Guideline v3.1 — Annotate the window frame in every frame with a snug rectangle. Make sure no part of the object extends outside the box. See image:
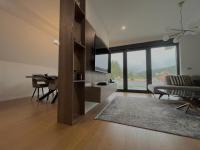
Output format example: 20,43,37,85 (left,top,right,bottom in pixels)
110,39,180,93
